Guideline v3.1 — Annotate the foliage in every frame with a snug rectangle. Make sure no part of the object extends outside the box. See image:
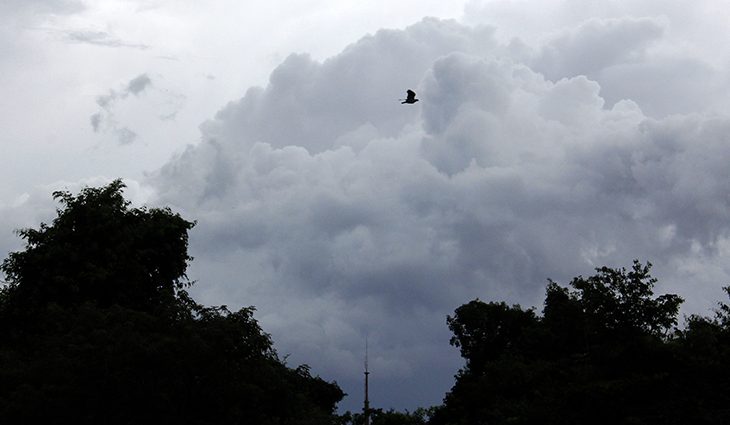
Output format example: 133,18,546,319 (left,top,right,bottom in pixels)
1,180,194,312
448,301,539,371
341,407,435,425
432,261,730,425
567,261,683,337
0,180,343,424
